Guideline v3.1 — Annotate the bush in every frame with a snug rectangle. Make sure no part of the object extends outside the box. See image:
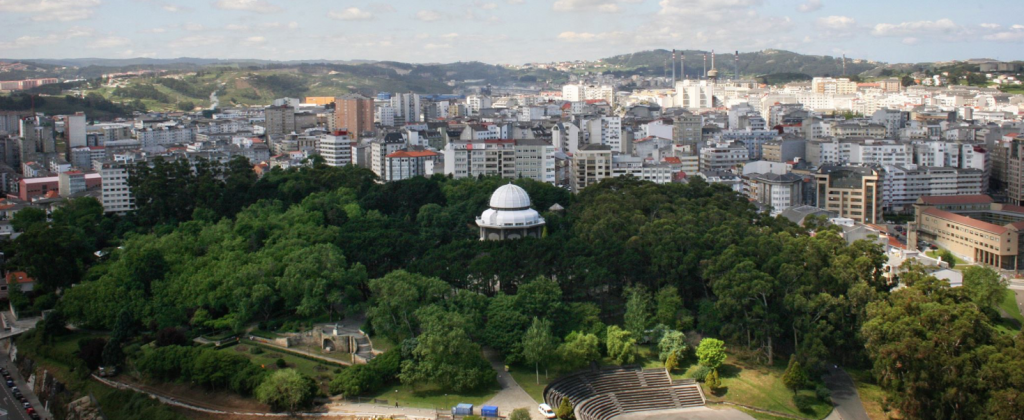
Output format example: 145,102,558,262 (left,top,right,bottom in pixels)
510,408,531,420
276,358,287,368
250,346,264,355
815,384,831,402
793,394,816,412
692,365,713,382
